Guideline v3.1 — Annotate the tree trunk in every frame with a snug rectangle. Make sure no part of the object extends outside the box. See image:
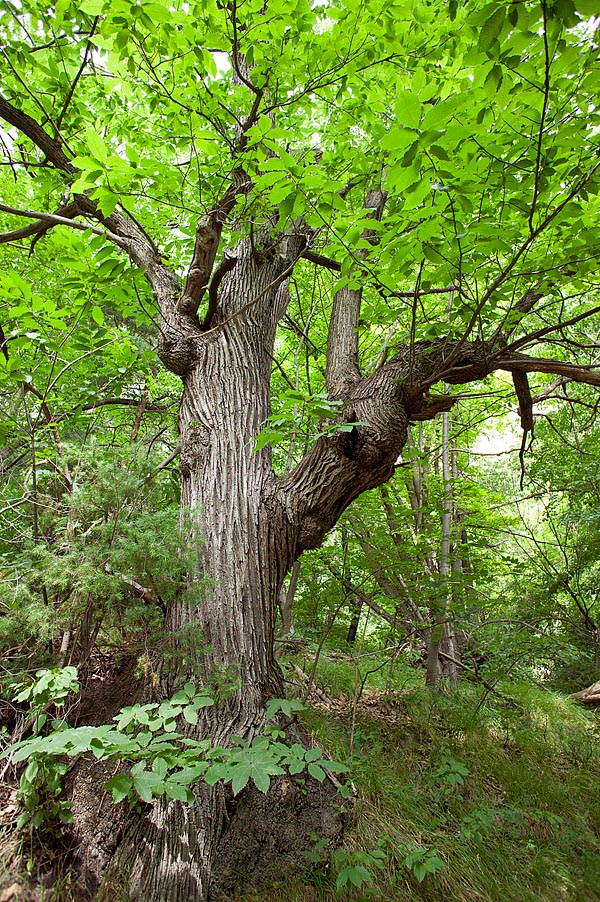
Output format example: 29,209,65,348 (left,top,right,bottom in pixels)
70,249,328,900
68,235,498,896
438,406,459,687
